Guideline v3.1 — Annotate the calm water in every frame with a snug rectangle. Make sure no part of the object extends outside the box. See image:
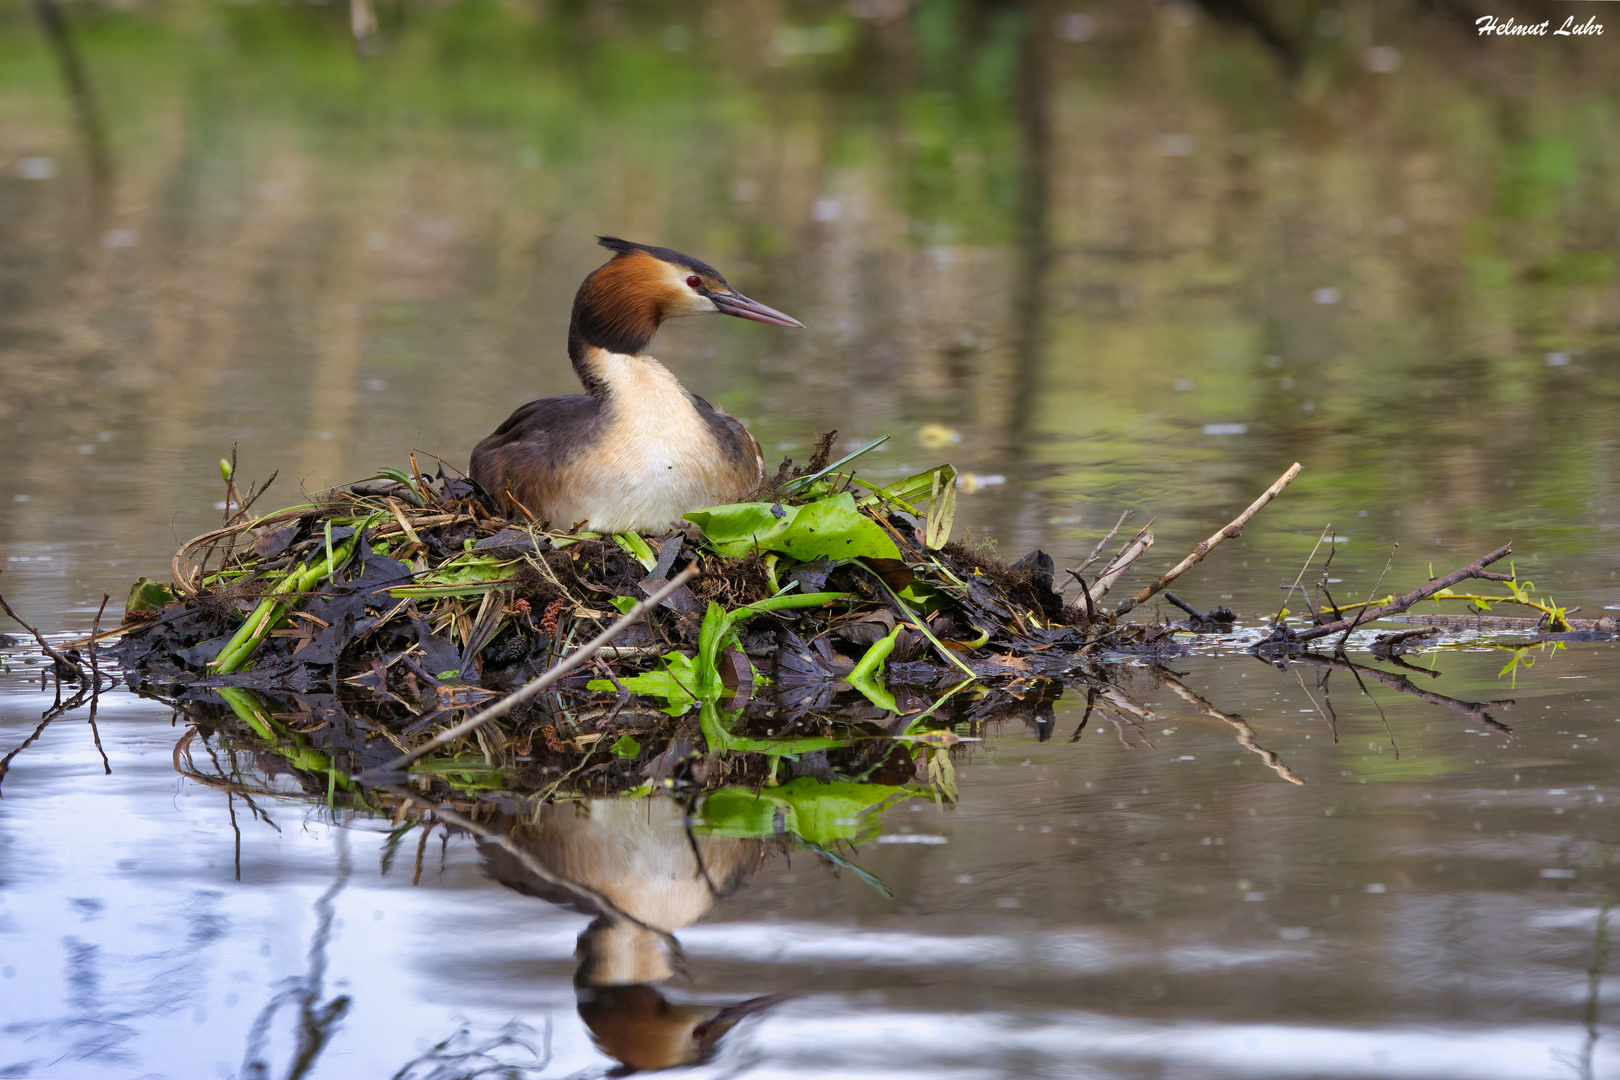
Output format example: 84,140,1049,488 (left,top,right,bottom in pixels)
4,2,1620,1077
